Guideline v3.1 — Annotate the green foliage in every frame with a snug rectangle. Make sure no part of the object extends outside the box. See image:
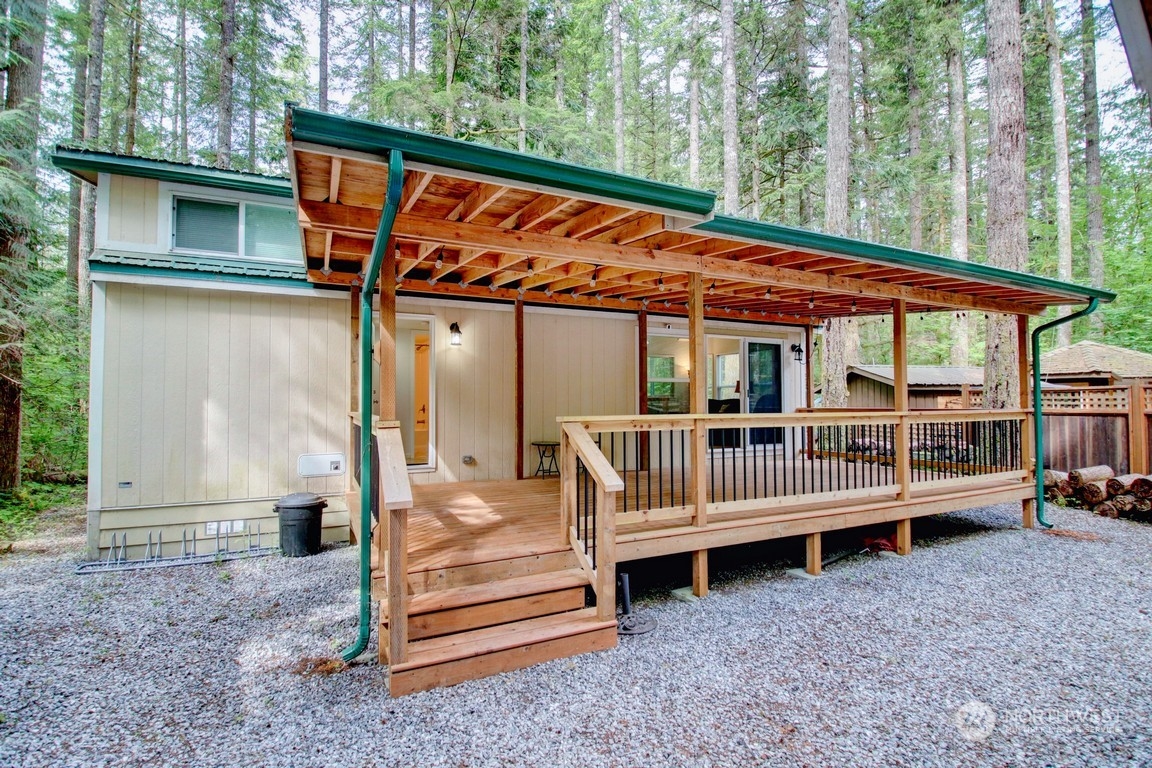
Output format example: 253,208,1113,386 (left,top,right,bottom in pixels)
20,266,88,480
0,481,86,539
